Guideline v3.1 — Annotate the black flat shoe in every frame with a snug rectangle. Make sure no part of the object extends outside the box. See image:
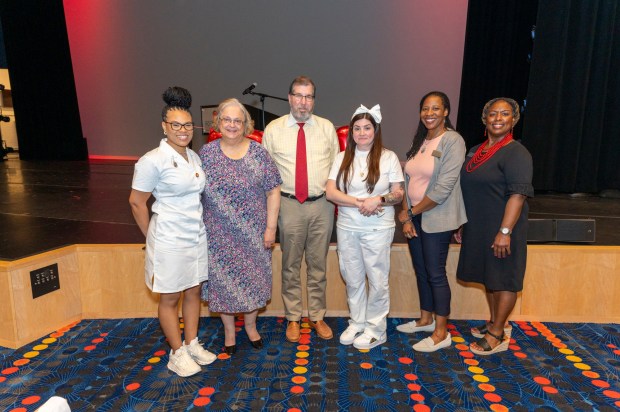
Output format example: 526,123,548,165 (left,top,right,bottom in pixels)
250,338,263,349
224,345,236,355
